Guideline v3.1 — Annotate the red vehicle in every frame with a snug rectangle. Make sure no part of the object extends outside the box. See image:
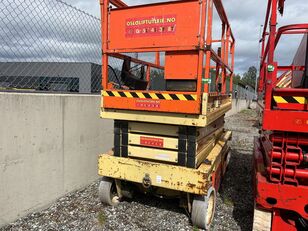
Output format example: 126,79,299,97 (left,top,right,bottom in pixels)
253,0,308,230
